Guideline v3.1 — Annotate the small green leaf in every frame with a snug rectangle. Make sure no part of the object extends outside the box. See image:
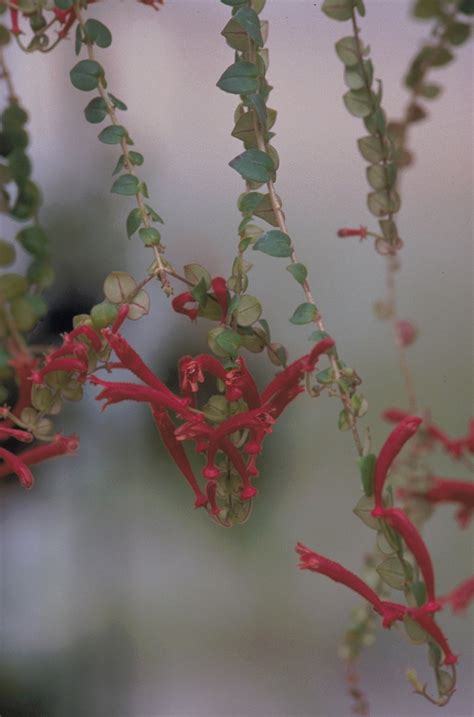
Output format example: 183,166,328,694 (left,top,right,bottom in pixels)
54,0,73,9
419,83,441,99
217,61,259,95
322,0,354,21
355,0,366,16
103,271,137,304
238,191,265,214
253,193,278,226
98,125,126,145
84,96,108,124
27,260,55,289
366,163,396,190
353,495,379,529
129,151,144,166
16,225,49,257
403,615,429,645
445,22,470,46
358,453,376,496
377,557,412,590
90,301,119,330
411,580,427,607
222,18,249,52
111,174,139,195
286,263,307,285
126,207,142,238
253,229,292,257
184,264,211,288
70,60,103,92
367,189,401,217
290,303,317,325
233,7,264,46
427,46,453,66
83,18,112,48
335,36,363,66
357,135,387,163
246,92,267,127
127,289,150,320
145,205,163,223
229,149,275,183
232,111,257,148
343,88,373,118
235,295,262,326
267,342,287,367
109,94,127,111
308,329,330,342
213,328,241,359
191,277,208,307
138,227,161,246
